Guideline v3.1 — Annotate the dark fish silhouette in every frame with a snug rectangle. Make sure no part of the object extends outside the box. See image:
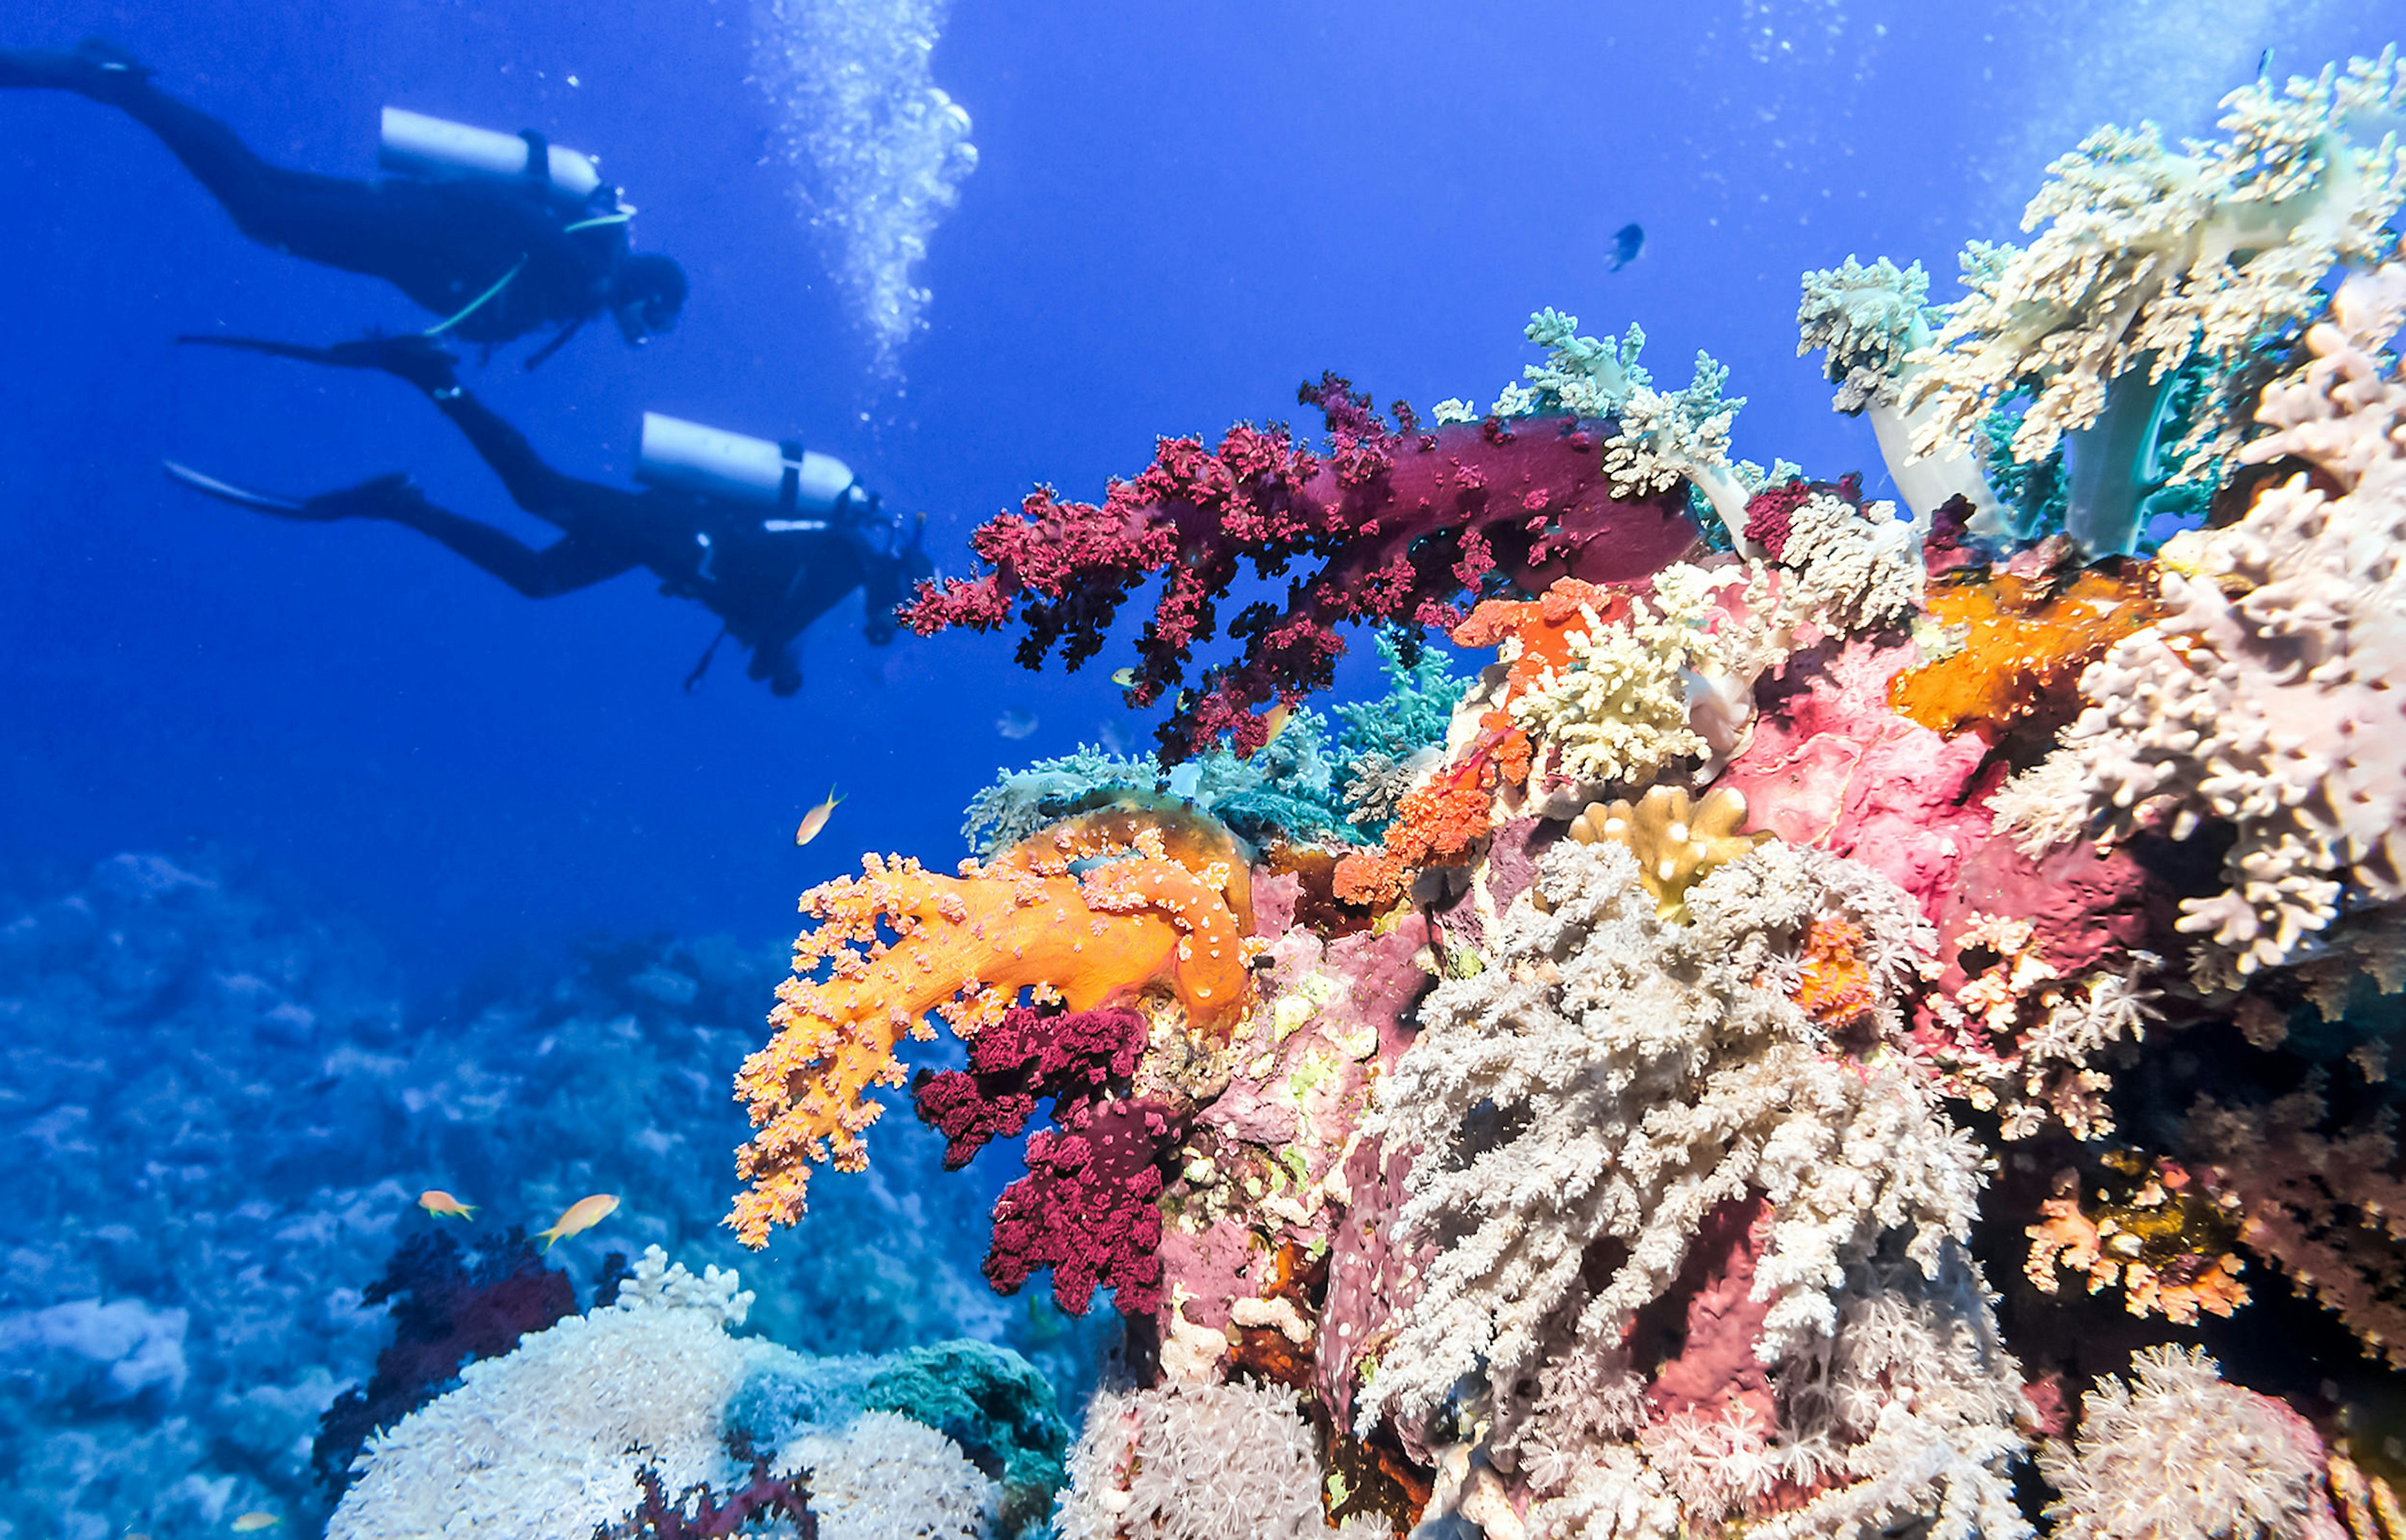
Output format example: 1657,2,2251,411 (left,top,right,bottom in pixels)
1608,222,1645,272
